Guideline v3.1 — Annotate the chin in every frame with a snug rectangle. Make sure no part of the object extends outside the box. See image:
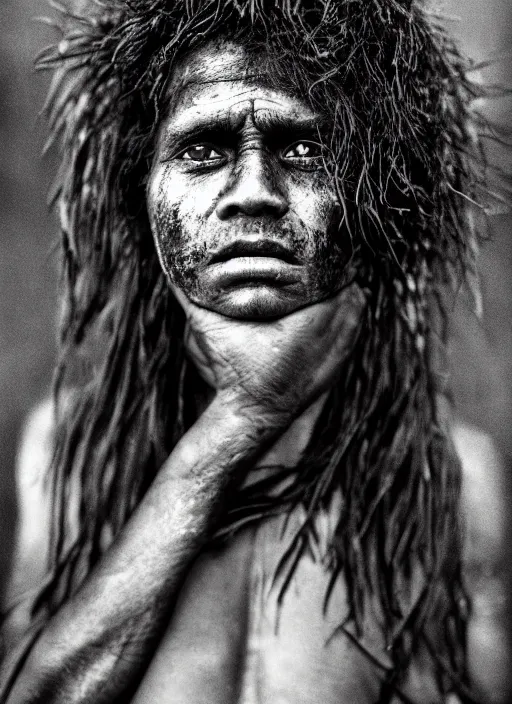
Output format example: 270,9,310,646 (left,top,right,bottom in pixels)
200,286,308,320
